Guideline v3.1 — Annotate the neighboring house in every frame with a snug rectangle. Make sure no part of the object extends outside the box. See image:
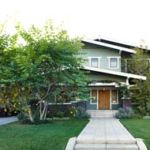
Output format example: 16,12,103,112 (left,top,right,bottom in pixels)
80,38,146,110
